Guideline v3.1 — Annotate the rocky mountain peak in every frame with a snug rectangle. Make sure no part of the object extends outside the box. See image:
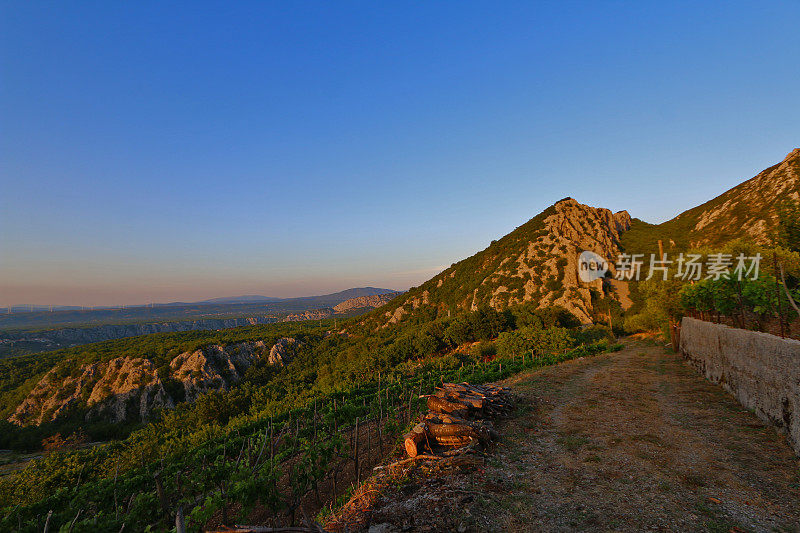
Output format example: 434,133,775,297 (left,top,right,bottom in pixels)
783,148,800,162
371,197,631,326
554,197,577,205
614,210,632,233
